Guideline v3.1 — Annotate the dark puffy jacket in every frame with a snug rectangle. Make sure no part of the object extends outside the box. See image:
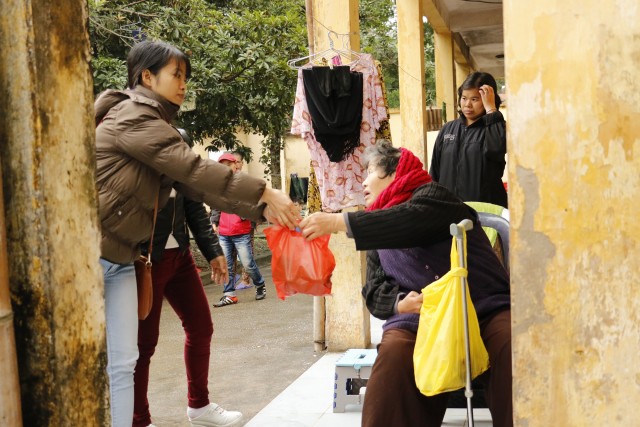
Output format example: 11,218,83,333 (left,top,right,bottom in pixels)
95,86,266,263
146,191,223,264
